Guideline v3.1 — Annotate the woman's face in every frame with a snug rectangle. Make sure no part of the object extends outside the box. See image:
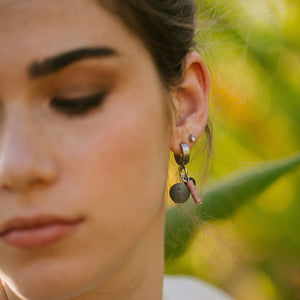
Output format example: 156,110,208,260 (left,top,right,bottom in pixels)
0,0,172,299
